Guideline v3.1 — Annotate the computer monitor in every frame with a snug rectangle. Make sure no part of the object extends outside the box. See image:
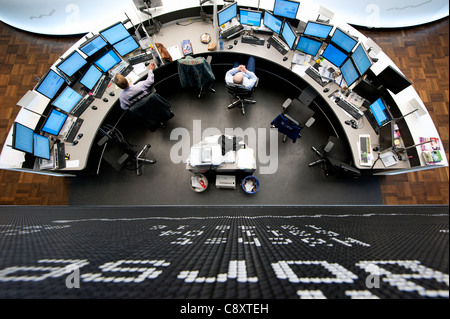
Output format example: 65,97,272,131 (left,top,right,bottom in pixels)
353,78,381,103
52,86,83,113
33,133,51,160
303,21,333,39
113,36,140,57
340,58,360,87
239,9,262,27
273,0,300,19
368,97,392,127
296,36,322,56
263,10,283,35
376,65,412,94
330,28,358,53
100,22,130,45
79,35,108,57
94,50,122,73
281,21,297,50
35,69,66,100
56,51,88,78
351,43,372,75
12,122,34,154
80,64,103,90
379,121,394,152
218,2,238,26
321,43,347,68
41,109,68,136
